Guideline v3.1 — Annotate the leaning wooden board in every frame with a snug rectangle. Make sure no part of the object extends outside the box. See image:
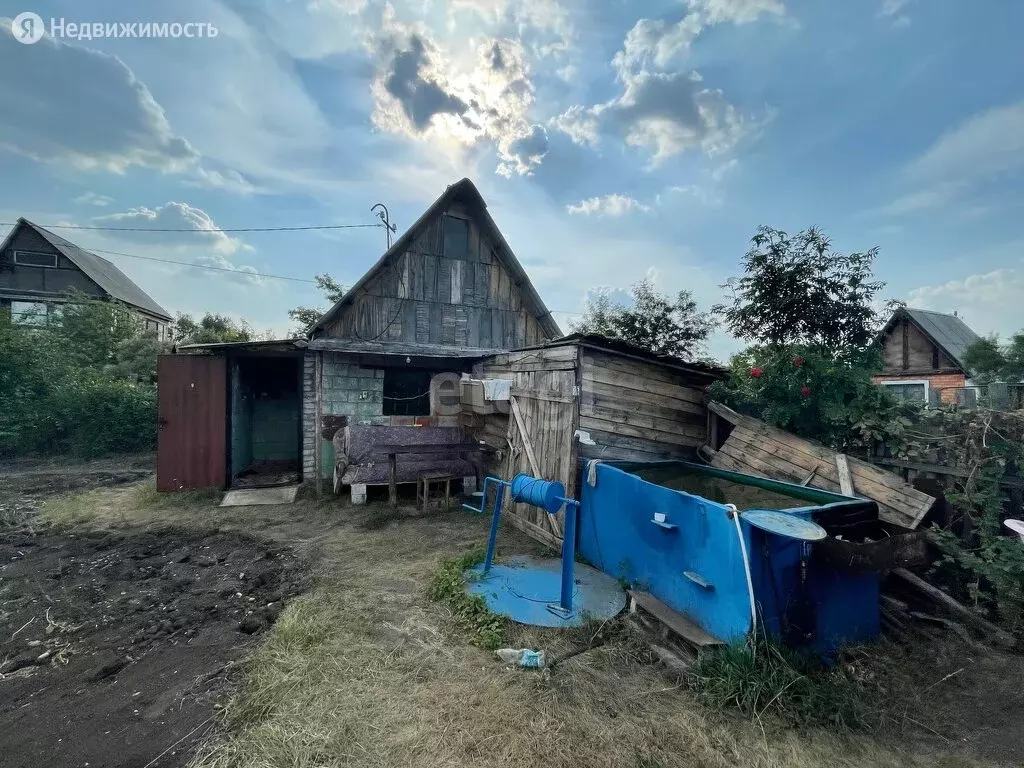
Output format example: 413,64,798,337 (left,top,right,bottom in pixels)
707,401,935,528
